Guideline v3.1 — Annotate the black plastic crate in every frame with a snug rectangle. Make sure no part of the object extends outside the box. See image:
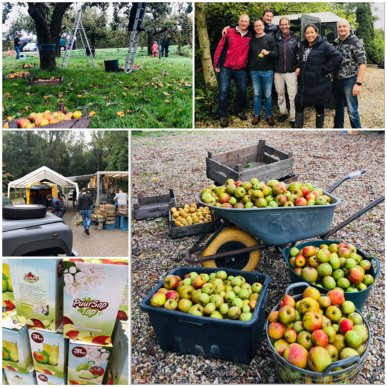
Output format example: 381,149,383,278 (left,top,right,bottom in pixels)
168,203,216,239
140,267,271,364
